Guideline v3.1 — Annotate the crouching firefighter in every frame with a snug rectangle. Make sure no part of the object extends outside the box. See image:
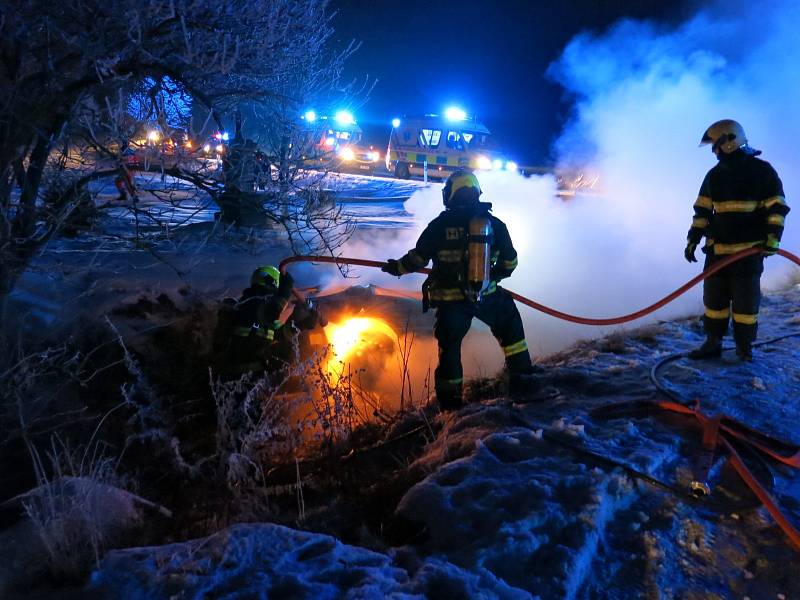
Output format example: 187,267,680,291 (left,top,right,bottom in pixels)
685,119,790,361
212,265,320,380
382,170,540,410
